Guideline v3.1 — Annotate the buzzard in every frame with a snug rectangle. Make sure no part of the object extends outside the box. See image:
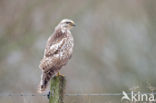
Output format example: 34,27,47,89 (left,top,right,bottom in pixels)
39,19,75,92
